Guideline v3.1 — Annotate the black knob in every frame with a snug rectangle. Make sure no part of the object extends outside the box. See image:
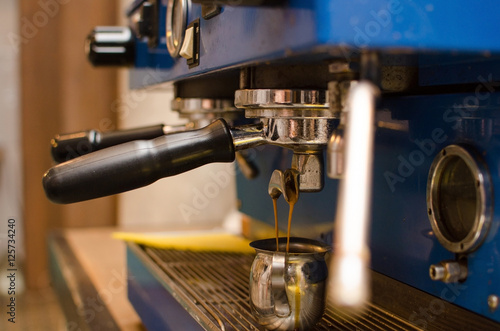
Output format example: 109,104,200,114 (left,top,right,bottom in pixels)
85,26,135,66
